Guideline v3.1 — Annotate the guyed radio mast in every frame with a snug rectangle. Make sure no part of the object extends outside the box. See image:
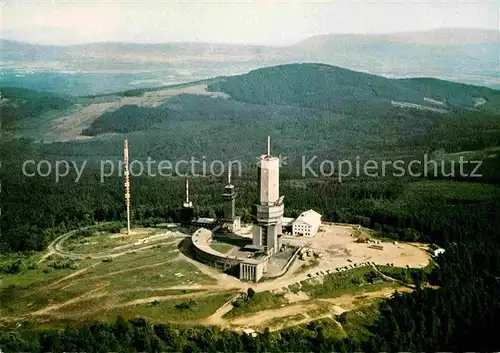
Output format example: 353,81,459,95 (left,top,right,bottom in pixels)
124,138,131,235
